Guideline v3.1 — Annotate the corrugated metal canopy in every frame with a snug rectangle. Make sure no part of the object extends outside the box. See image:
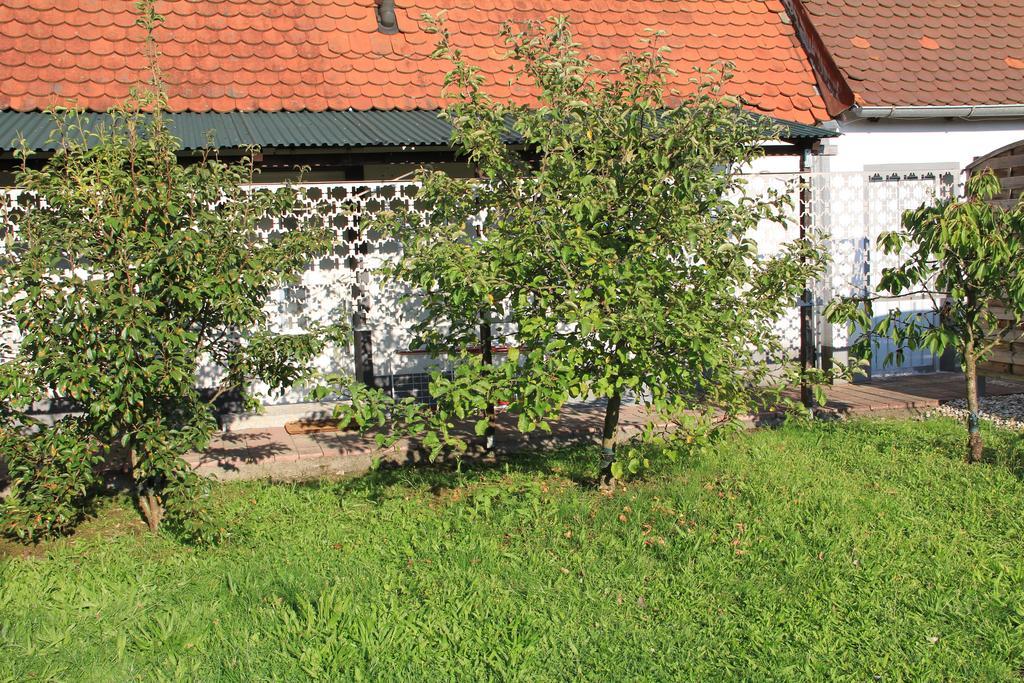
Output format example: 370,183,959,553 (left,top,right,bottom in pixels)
0,110,836,154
